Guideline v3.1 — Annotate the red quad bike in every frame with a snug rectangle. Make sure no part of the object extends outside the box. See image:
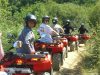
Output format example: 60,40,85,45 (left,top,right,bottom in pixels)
1,51,53,75
59,36,68,57
34,40,66,71
63,34,79,52
78,34,90,44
